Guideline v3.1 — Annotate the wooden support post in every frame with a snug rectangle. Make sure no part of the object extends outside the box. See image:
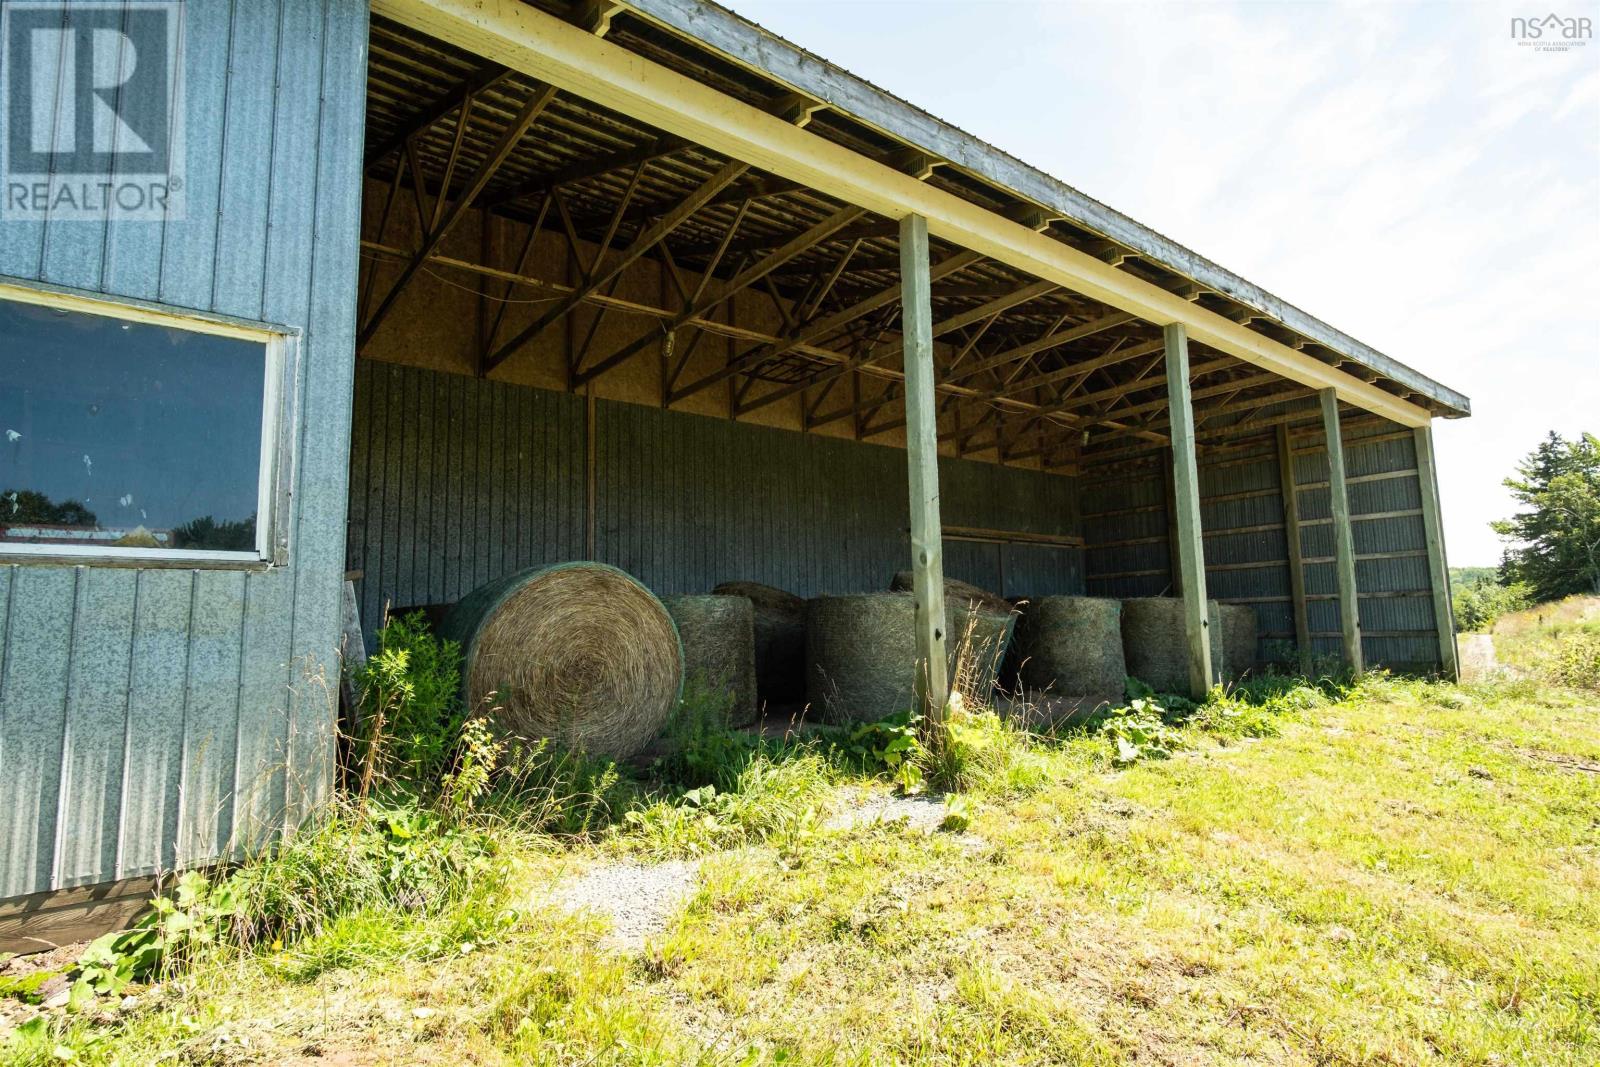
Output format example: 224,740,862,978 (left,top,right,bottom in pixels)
1162,447,1182,596
1164,323,1213,700
900,214,949,729
1413,425,1460,680
1320,389,1364,675
1276,424,1312,673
